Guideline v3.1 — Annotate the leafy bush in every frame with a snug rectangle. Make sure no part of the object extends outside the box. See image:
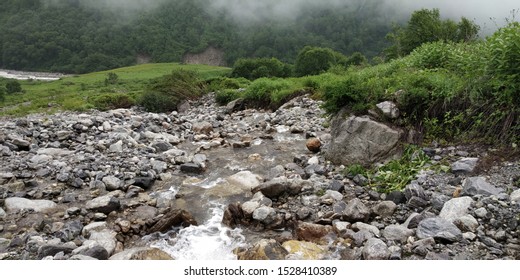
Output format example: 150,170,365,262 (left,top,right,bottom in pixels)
231,58,291,80
0,87,5,102
295,46,348,76
215,89,243,105
91,93,136,111
139,69,205,113
104,72,119,86
5,80,22,93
